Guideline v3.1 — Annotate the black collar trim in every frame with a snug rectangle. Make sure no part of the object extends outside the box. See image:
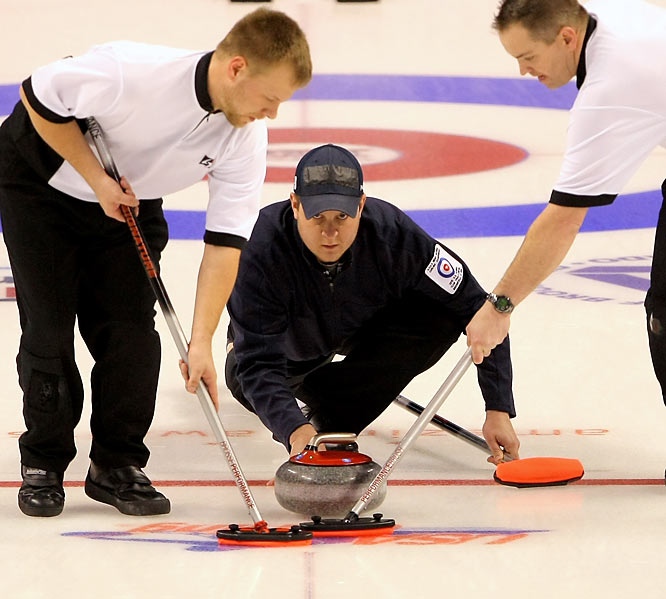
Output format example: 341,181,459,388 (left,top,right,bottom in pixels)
576,16,598,89
195,52,220,113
